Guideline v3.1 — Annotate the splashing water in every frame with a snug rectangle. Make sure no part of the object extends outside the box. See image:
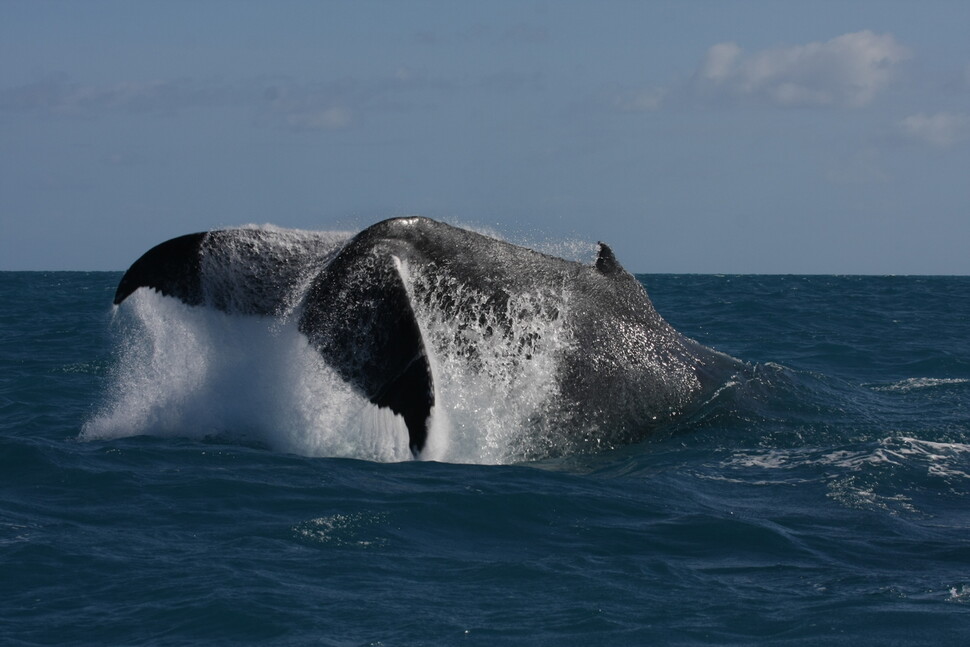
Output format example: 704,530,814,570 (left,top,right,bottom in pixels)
81,289,417,461
399,258,575,463
83,226,596,463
